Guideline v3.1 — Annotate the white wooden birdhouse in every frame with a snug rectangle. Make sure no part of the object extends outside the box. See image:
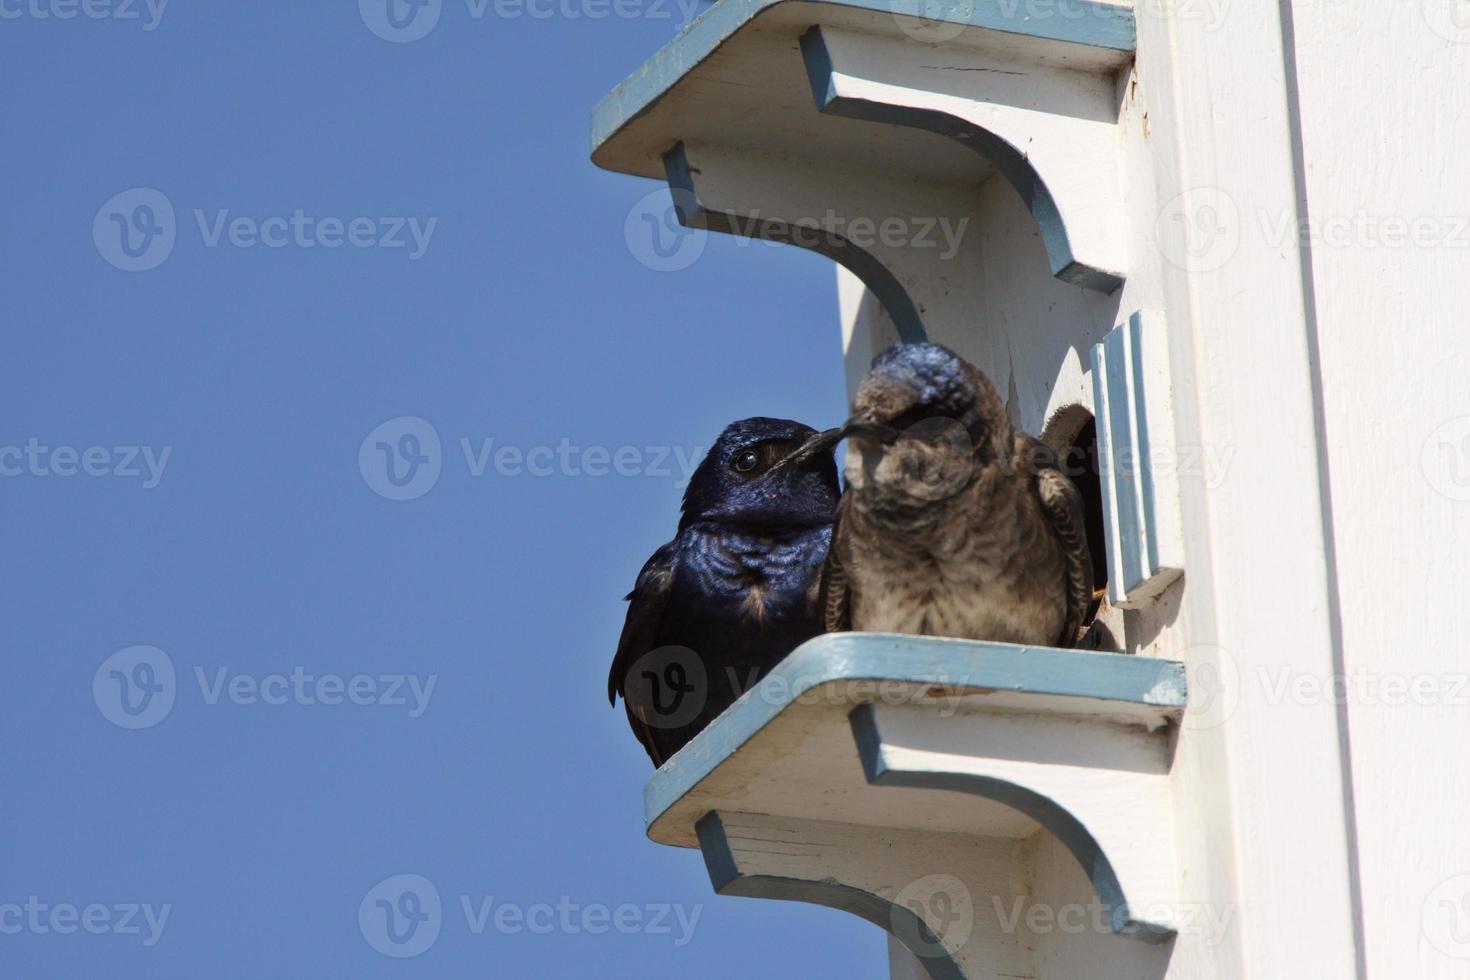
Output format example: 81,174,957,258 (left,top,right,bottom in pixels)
593,0,1460,975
